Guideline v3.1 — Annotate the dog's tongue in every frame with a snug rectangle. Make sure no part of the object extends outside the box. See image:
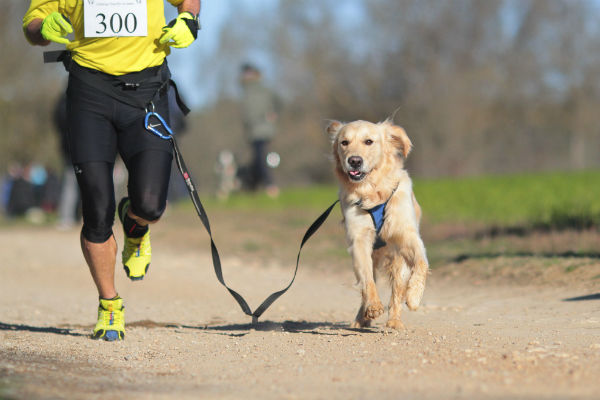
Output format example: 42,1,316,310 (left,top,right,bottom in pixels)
349,170,360,176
